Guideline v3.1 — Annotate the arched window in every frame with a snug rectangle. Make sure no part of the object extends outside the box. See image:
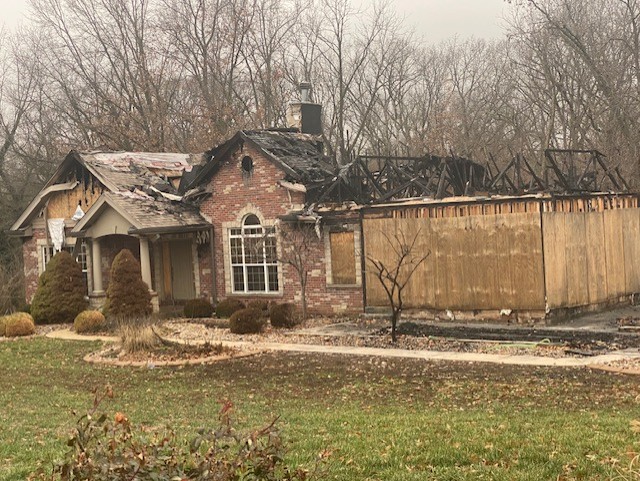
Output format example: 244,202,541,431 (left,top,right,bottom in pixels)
229,215,278,293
